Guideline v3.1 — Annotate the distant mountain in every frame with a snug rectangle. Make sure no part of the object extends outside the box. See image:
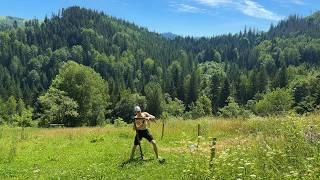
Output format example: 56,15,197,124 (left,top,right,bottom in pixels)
0,16,25,29
161,32,179,40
